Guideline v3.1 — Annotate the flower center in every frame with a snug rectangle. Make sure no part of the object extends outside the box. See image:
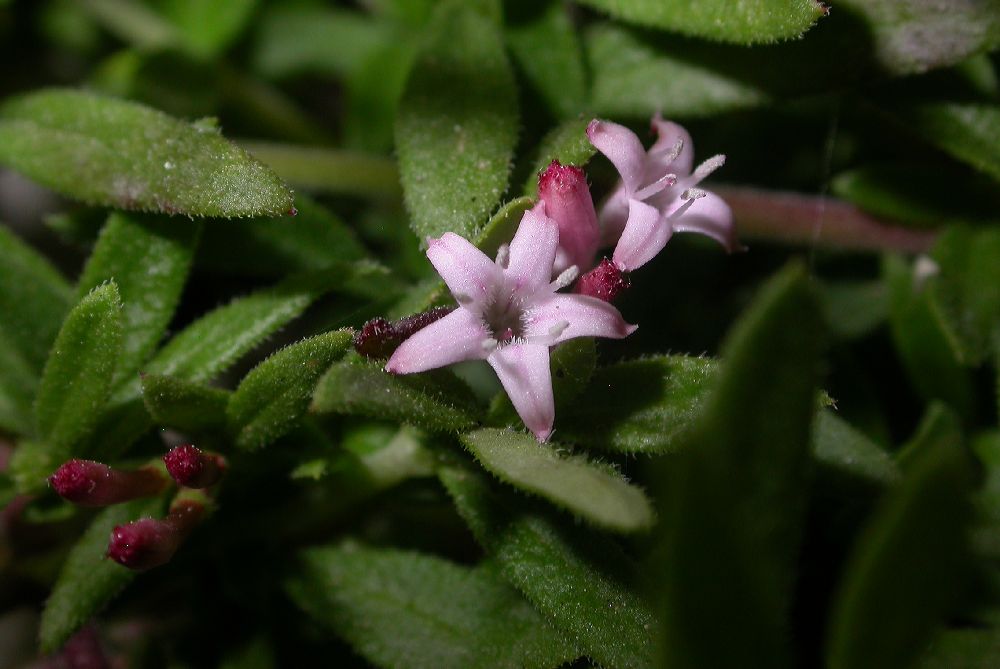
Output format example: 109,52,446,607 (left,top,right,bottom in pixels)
481,288,526,345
